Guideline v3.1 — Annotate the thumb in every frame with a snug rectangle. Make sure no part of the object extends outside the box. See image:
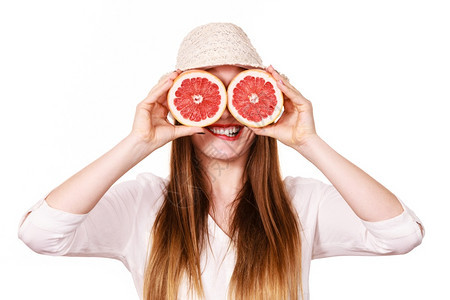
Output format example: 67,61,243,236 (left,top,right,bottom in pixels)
173,125,205,139
249,125,277,138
